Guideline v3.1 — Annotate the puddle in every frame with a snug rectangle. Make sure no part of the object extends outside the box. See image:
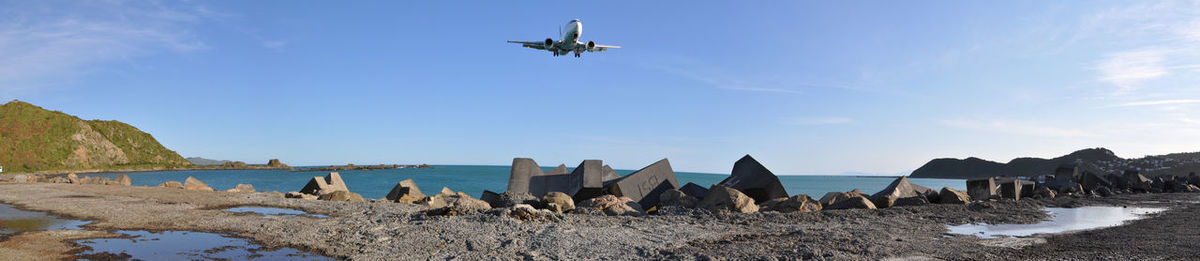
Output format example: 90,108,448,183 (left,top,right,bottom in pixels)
948,206,1165,238
0,203,91,235
76,230,333,260
225,207,328,218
